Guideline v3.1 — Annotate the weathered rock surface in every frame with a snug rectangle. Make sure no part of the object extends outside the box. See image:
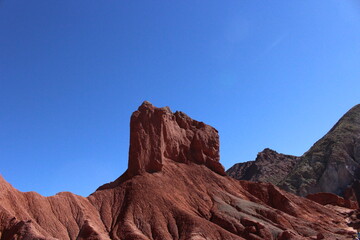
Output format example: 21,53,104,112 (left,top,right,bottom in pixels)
127,101,225,177
0,102,357,239
227,148,301,185
346,180,360,208
0,176,110,240
306,192,358,209
279,104,360,197
228,104,360,199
